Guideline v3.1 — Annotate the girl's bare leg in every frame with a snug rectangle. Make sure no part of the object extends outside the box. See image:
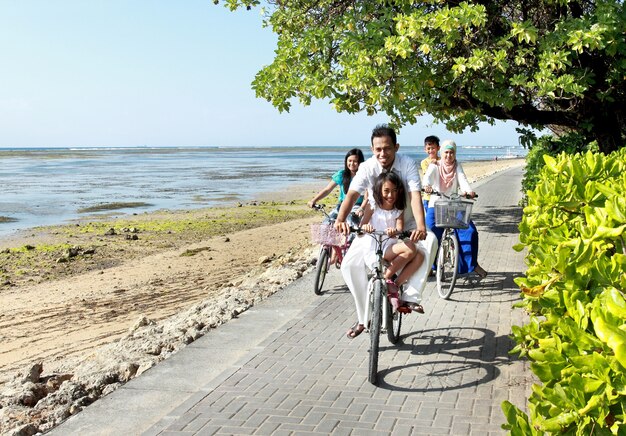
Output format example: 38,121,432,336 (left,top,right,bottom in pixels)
384,242,418,312
384,241,417,280
395,250,424,286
